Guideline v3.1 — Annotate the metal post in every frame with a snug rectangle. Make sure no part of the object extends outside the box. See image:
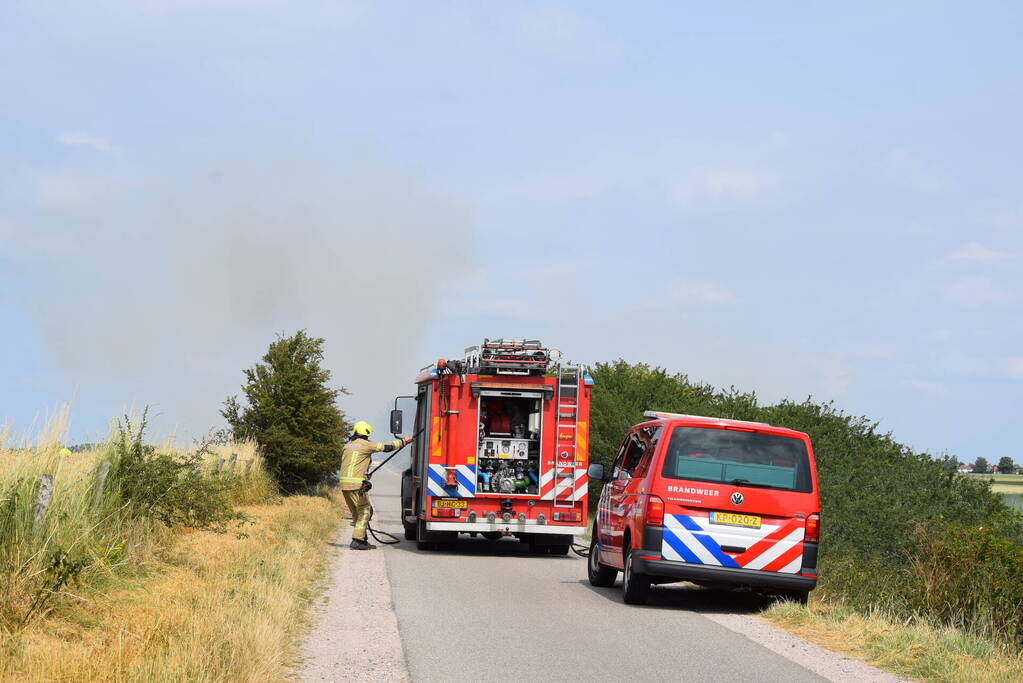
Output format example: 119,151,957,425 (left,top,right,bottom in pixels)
93,461,111,511
34,474,53,532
